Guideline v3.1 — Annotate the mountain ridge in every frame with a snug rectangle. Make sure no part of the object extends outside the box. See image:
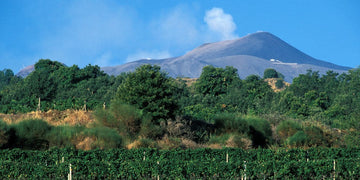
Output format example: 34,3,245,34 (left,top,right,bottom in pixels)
18,32,351,82
101,31,350,82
